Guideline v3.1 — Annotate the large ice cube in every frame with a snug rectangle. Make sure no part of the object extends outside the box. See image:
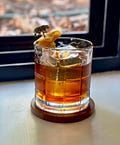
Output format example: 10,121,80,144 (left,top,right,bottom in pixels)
46,44,89,67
